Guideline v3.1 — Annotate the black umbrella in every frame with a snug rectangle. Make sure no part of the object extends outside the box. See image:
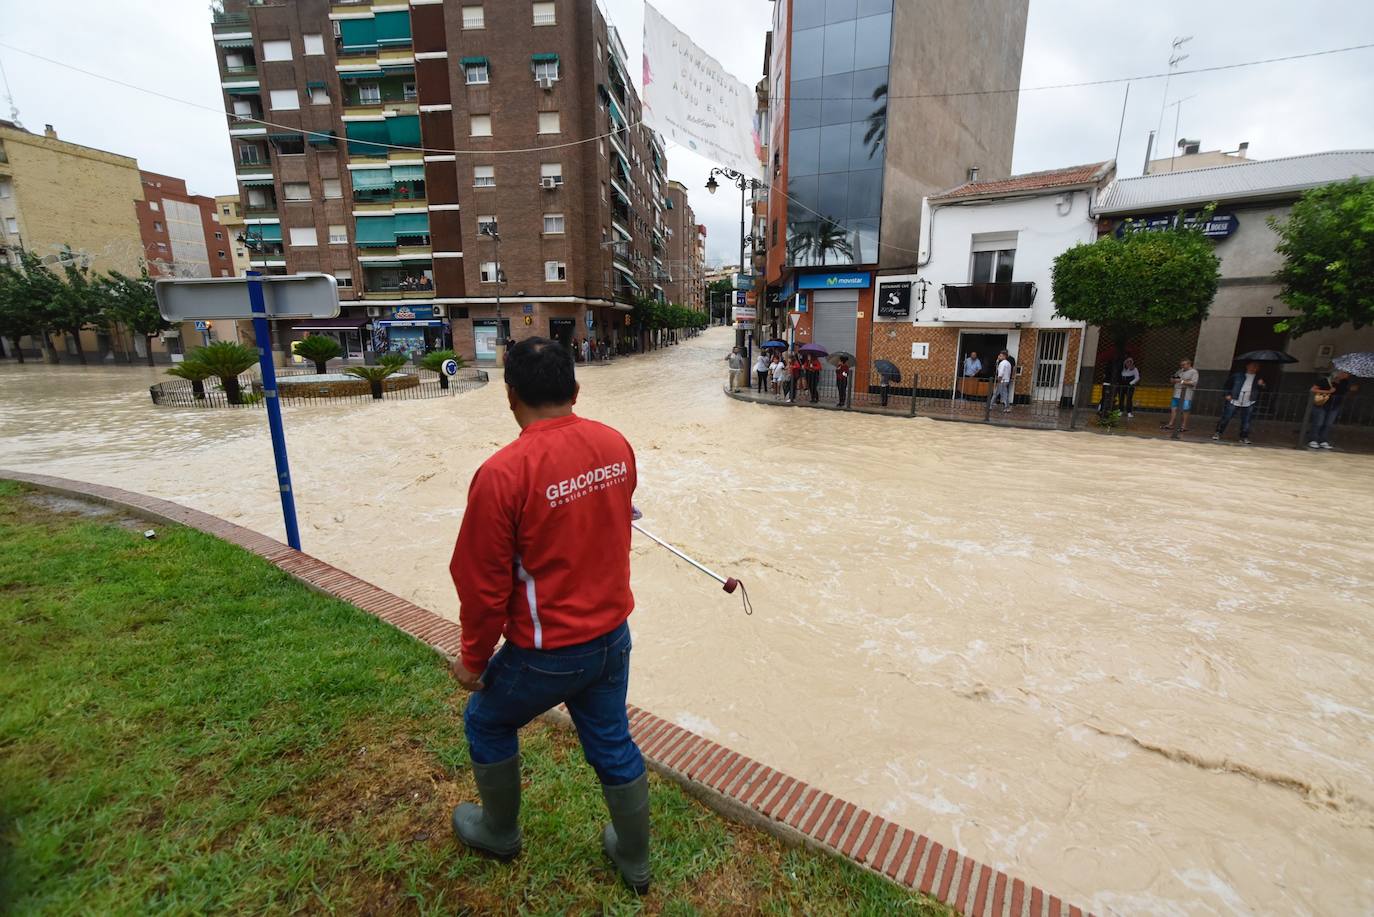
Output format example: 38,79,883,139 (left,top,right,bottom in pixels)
873,359,901,383
826,351,855,365
1235,349,1297,363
